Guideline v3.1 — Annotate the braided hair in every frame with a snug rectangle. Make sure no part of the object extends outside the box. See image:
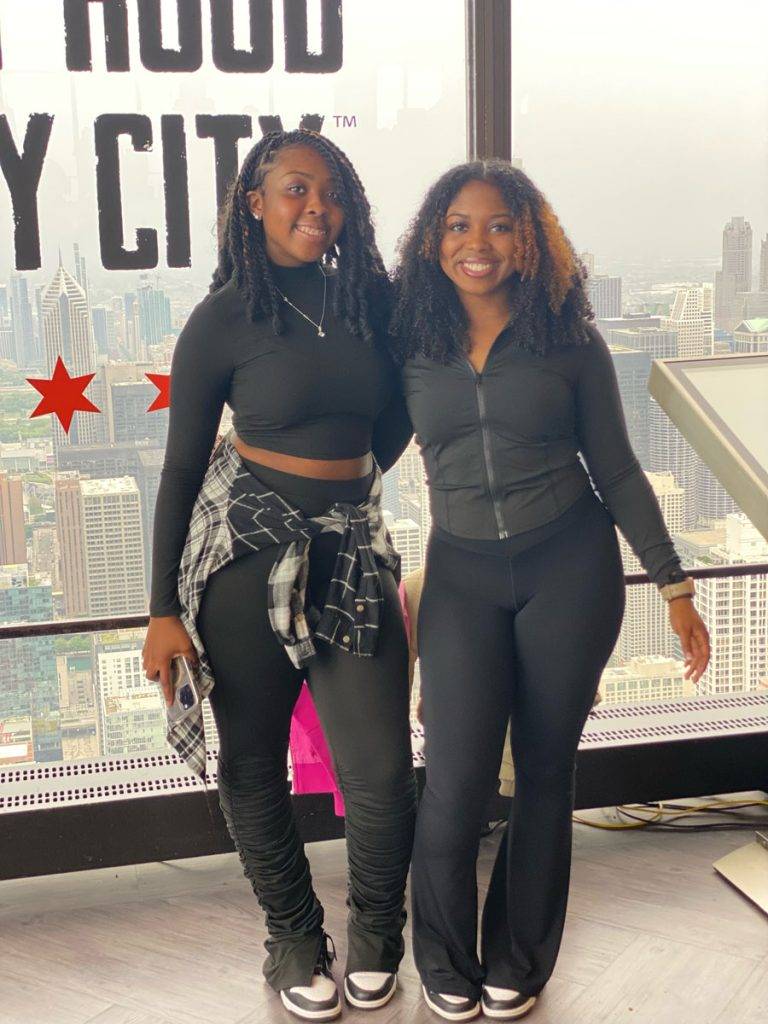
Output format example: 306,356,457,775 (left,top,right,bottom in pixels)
211,129,389,343
389,160,594,364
